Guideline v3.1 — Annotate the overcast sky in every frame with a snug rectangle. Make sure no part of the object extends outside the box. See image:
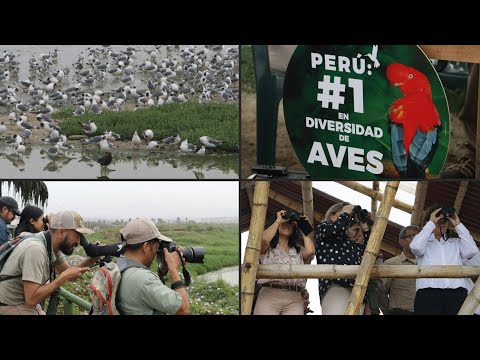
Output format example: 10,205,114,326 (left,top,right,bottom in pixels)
3,181,239,220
